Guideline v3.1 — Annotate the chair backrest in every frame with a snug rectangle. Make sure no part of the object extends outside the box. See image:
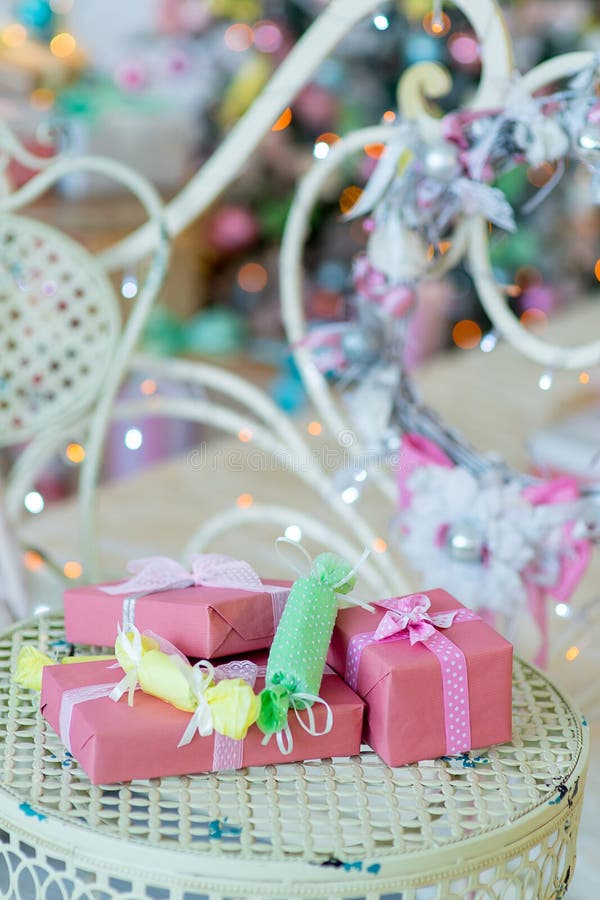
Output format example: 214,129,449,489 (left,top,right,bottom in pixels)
0,211,120,446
